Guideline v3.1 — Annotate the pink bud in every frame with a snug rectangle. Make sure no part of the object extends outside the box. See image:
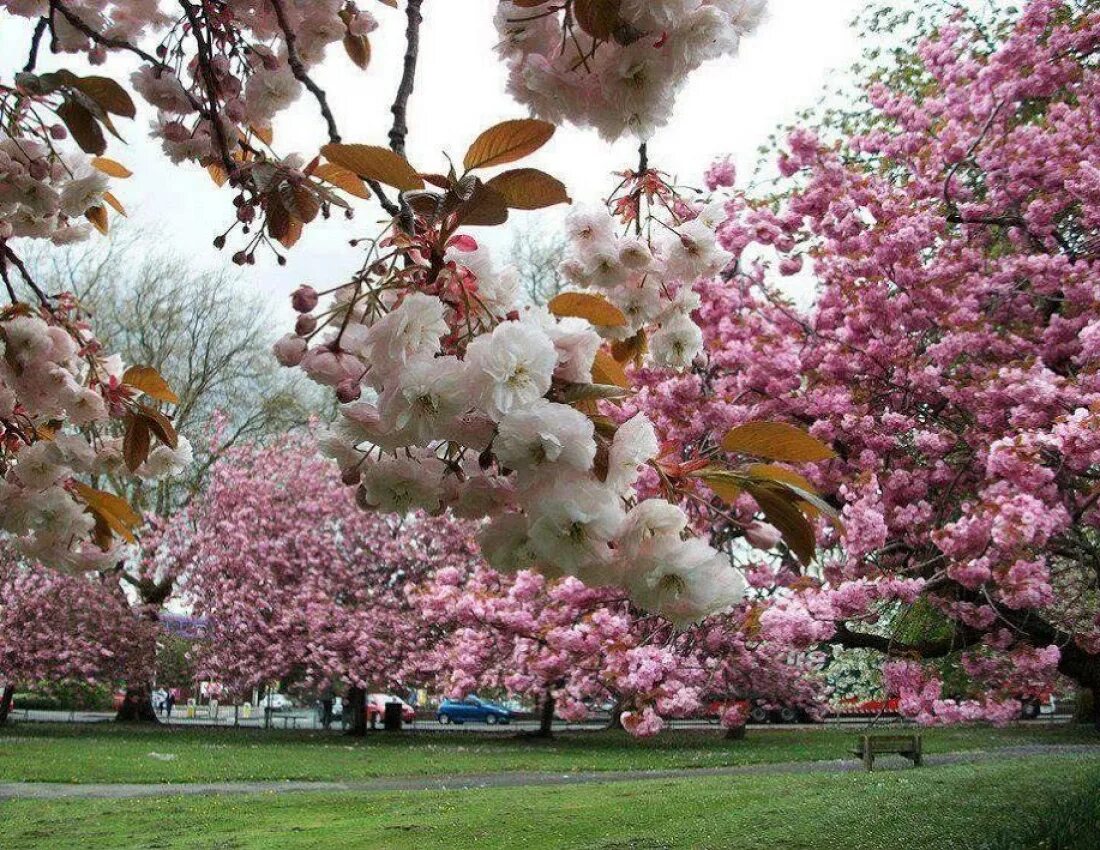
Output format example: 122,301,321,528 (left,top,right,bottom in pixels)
295,314,317,335
291,285,319,313
272,334,307,367
744,521,782,551
336,378,362,403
